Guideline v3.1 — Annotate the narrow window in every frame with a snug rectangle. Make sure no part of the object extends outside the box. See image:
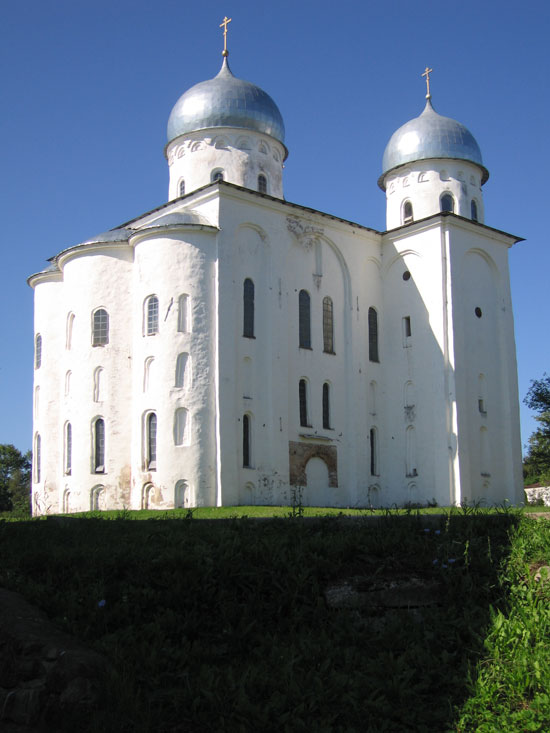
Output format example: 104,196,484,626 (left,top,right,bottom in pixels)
299,379,309,427
94,418,105,473
34,386,40,419
175,353,189,389
178,294,189,332
65,370,72,397
175,480,189,508
143,357,154,392
368,308,379,362
93,367,104,402
299,290,311,349
478,374,487,414
62,489,70,513
91,486,104,511
66,312,75,350
322,296,334,353
440,193,454,213
146,413,157,469
403,316,412,342
403,200,413,224
35,334,42,369
145,296,159,336
243,278,255,338
92,309,109,346
64,422,72,475
471,199,478,221
179,179,185,196
174,408,188,446
34,433,41,483
258,174,267,194
370,428,378,476
212,169,224,182
322,383,331,429
243,414,251,467
406,426,417,476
